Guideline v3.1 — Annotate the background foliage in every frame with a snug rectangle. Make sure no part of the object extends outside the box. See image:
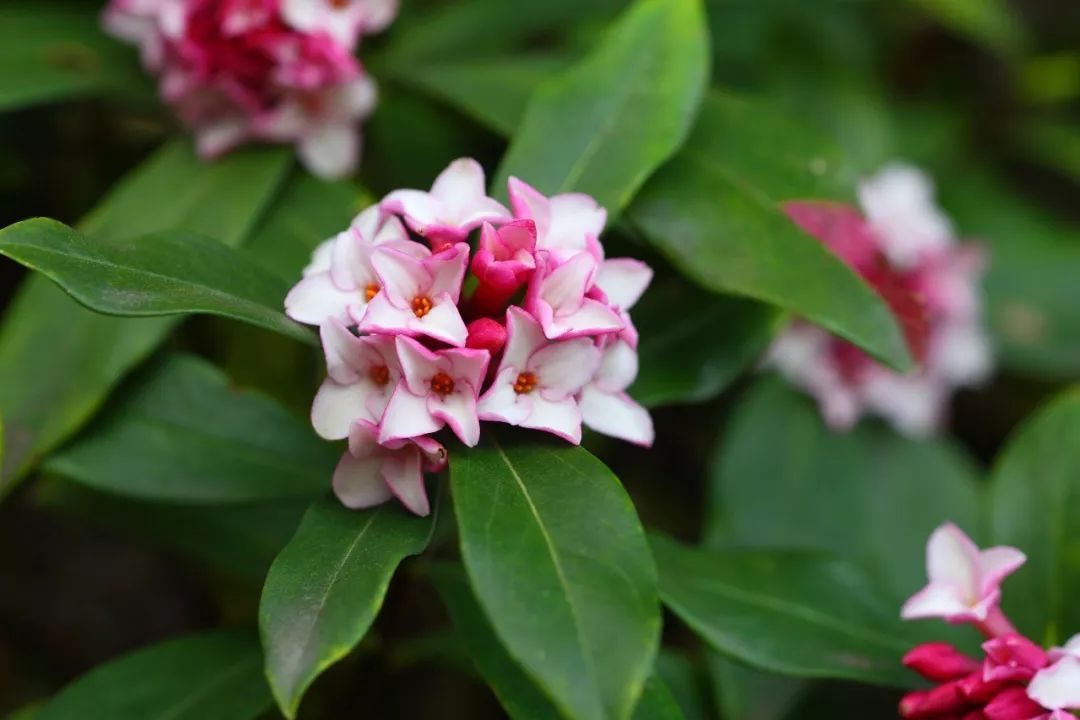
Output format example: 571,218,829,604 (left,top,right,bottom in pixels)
0,0,1077,718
